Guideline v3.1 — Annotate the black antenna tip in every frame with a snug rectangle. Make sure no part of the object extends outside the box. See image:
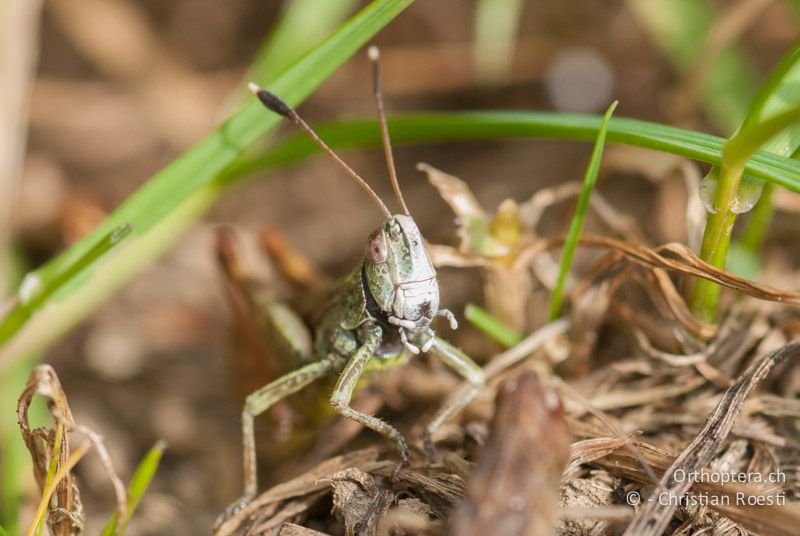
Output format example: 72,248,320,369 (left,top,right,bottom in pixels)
248,82,294,118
